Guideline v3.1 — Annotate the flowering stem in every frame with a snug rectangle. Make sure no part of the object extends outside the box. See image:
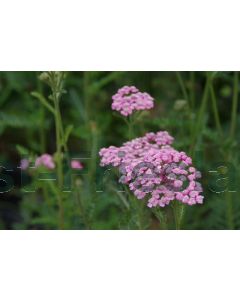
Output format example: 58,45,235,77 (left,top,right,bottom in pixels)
128,120,134,139
172,201,184,230
36,81,52,206
126,115,135,139
41,72,67,230
34,72,66,229
53,94,64,229
173,206,180,229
